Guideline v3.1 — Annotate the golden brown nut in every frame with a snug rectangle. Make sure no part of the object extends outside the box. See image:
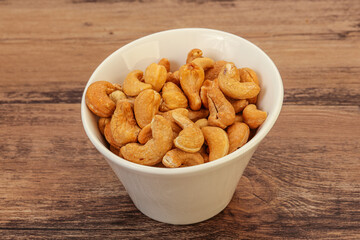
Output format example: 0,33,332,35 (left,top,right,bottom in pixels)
192,57,215,71
205,60,227,81
105,101,140,148
158,108,189,135
137,123,152,144
144,63,167,92
120,115,174,166
242,104,267,129
200,79,214,109
162,149,204,168
207,80,235,129
218,63,260,99
98,117,111,135
179,62,205,111
239,67,259,85
134,89,161,128
123,70,152,97
186,48,203,63
109,90,127,104
228,99,248,113
166,71,180,86
172,111,204,153
187,108,209,122
158,58,170,72
234,114,244,122
194,118,208,128
227,122,250,153
160,82,188,111
202,126,229,161
85,81,117,117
